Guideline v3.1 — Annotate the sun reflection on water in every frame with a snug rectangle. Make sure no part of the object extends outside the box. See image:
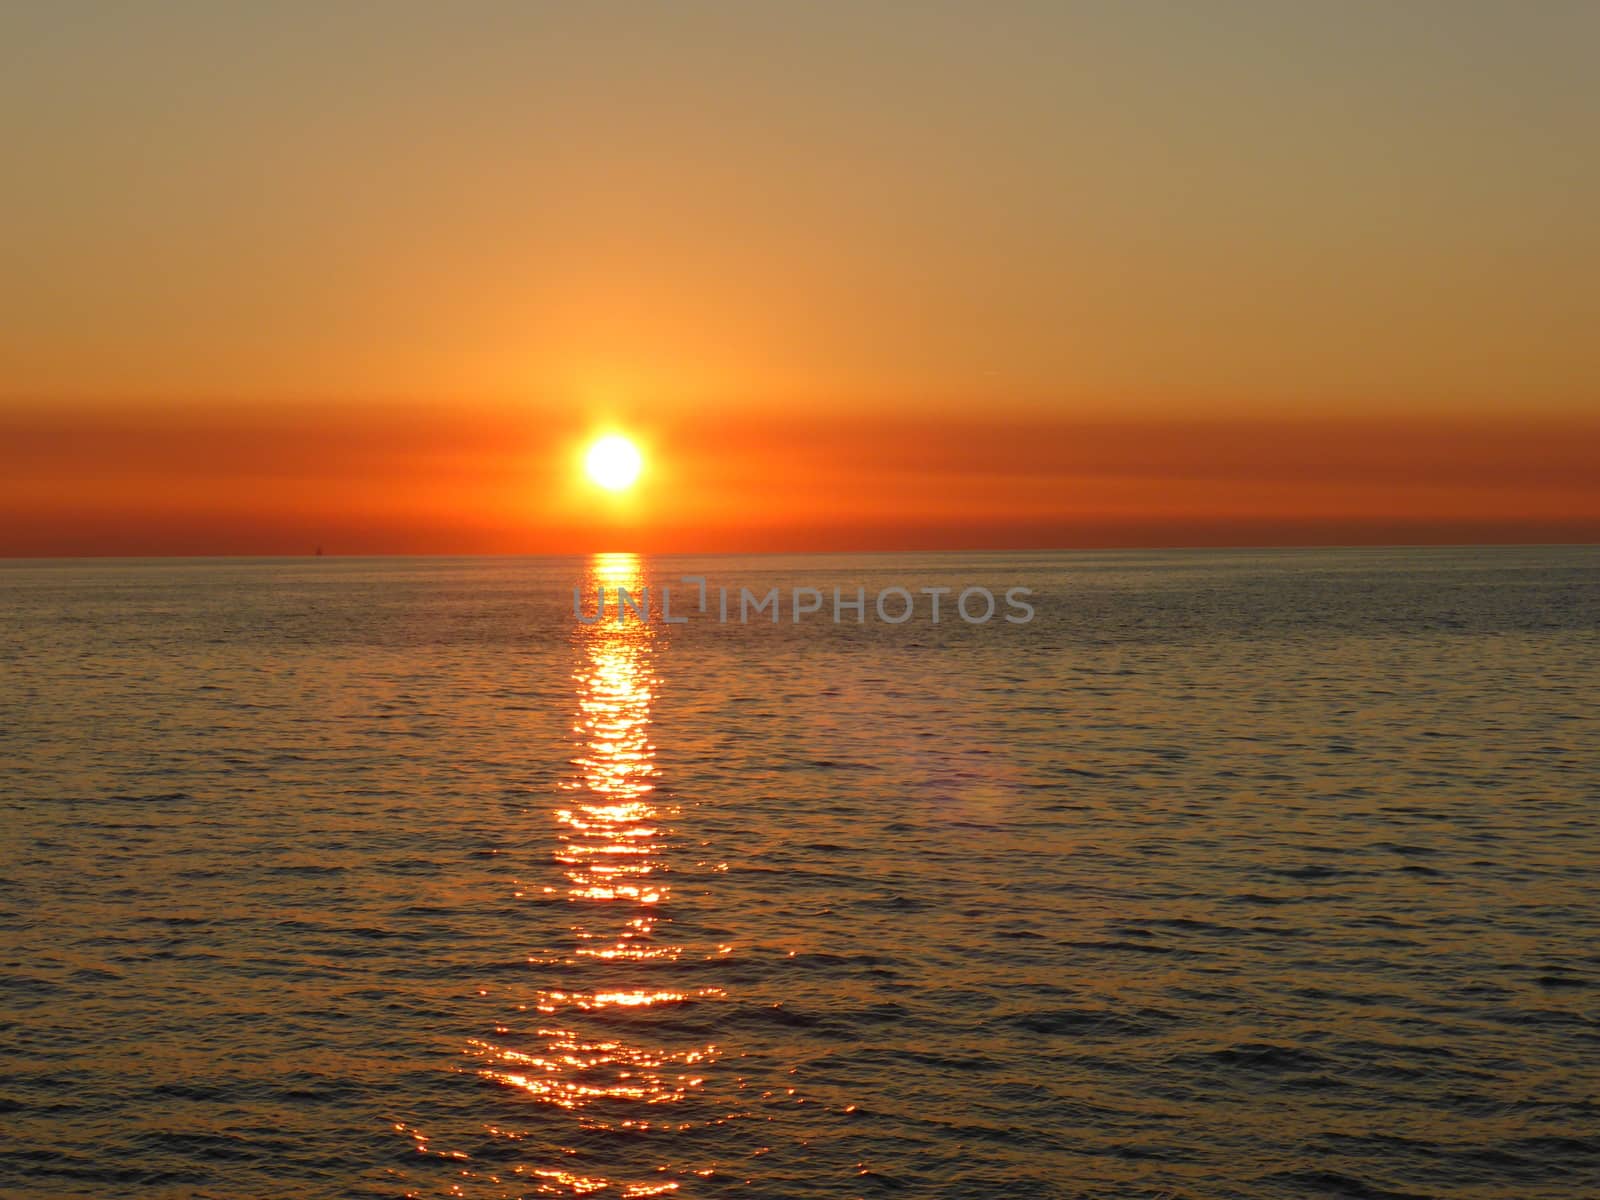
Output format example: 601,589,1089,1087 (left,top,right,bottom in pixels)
456,553,731,1194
